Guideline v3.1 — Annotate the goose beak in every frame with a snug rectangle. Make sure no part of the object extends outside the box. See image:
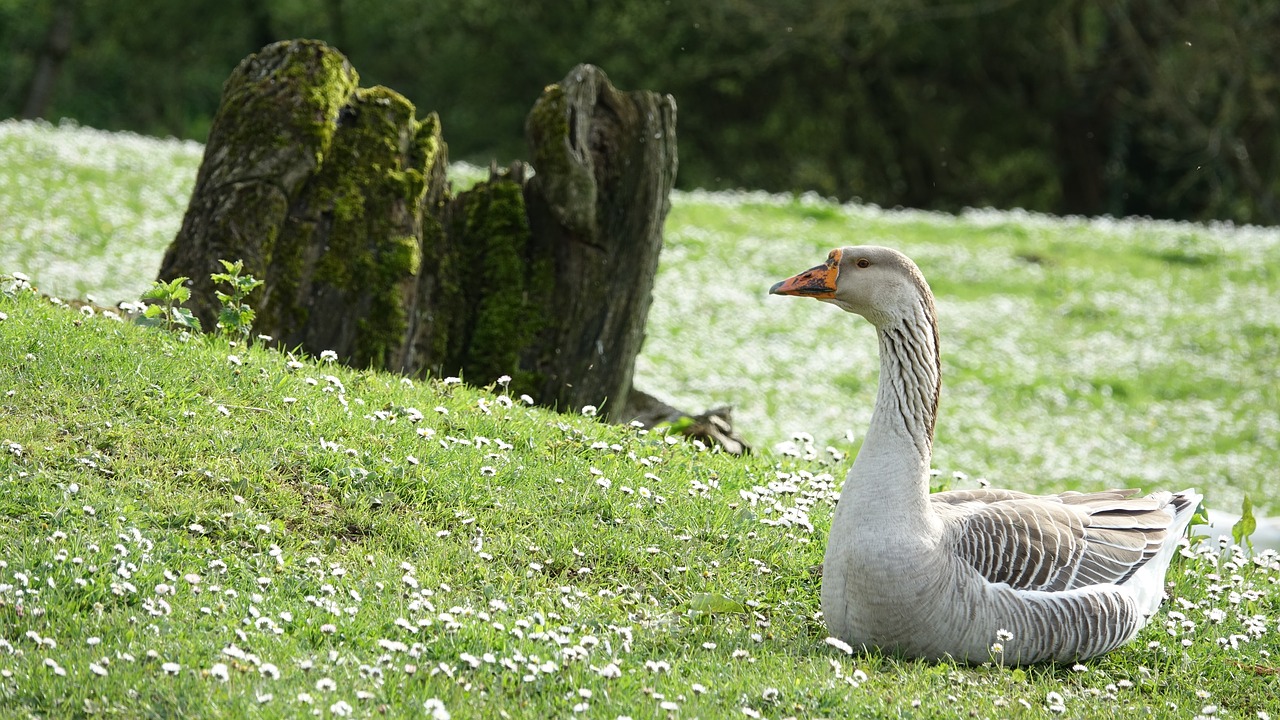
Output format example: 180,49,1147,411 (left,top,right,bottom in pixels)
769,250,841,298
